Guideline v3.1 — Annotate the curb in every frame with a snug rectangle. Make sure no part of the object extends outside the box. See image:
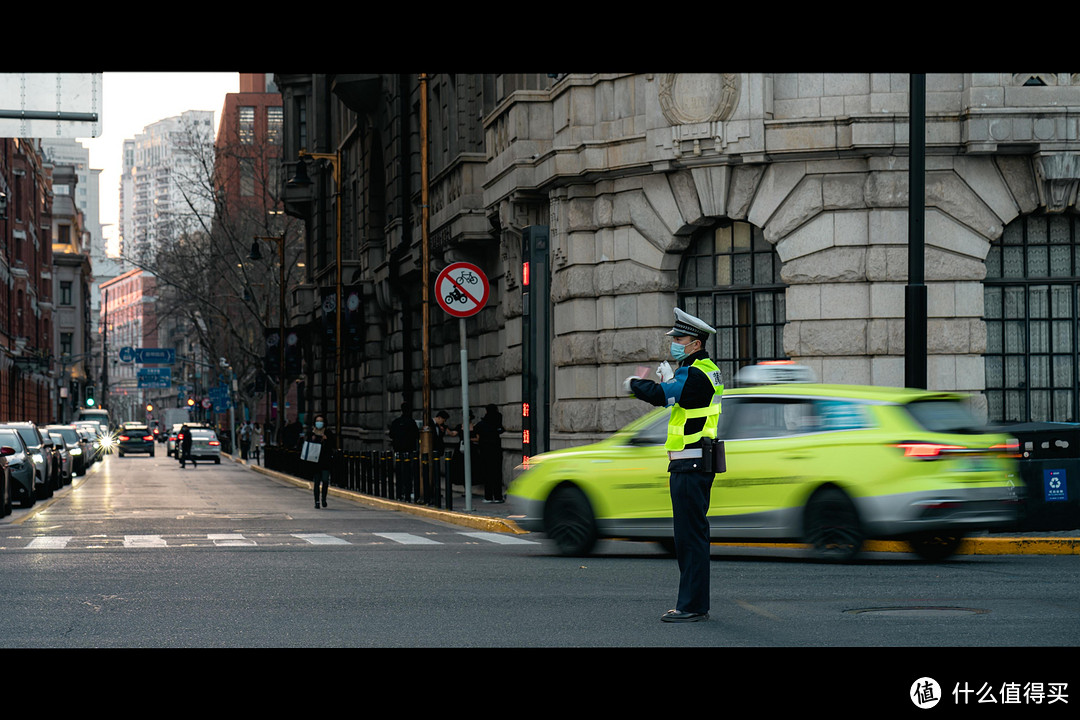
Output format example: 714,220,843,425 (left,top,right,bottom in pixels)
245,461,525,535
